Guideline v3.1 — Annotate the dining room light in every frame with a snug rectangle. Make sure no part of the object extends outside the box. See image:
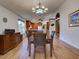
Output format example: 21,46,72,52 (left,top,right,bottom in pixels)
32,2,48,15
